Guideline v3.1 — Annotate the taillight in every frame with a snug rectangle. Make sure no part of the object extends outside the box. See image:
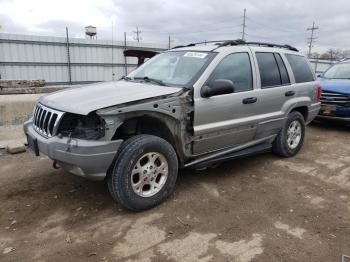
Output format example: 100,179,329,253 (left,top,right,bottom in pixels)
316,84,322,102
